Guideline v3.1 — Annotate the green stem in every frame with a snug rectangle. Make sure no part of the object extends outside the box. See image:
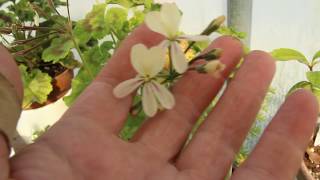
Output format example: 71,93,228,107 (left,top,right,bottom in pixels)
69,31,94,79
66,0,72,23
110,28,121,41
168,45,174,76
66,0,94,79
110,31,117,45
184,41,195,54
14,36,57,56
